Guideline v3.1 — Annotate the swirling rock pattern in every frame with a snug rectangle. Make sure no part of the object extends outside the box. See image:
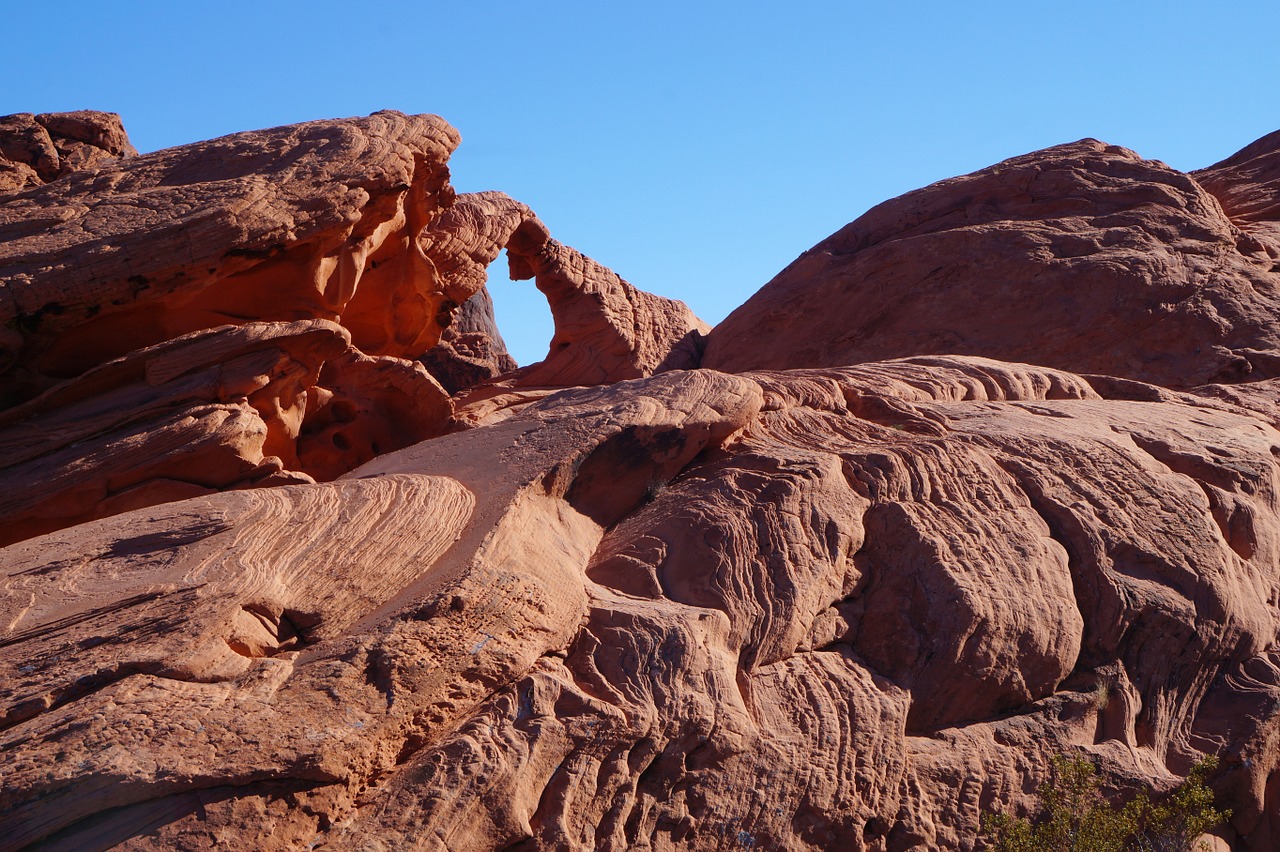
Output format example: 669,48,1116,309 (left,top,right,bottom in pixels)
0,115,698,543
4,116,1280,850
